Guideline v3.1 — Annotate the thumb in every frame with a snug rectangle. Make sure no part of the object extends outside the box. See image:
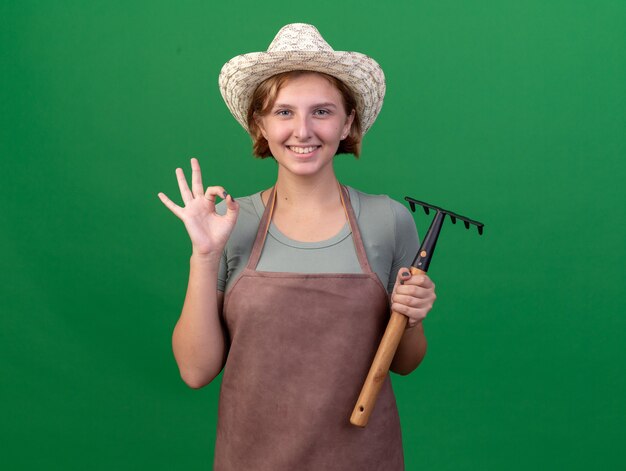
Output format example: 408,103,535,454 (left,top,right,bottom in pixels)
396,267,412,286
